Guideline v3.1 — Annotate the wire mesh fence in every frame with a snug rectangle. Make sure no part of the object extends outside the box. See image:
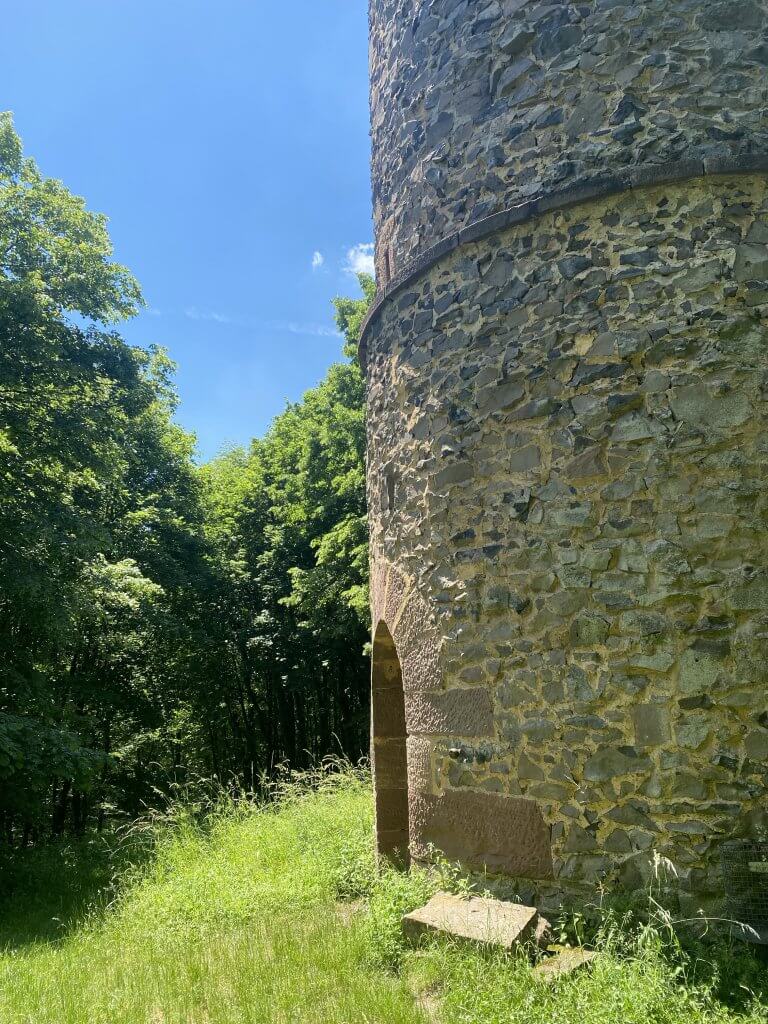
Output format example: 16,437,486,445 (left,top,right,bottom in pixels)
721,840,768,944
